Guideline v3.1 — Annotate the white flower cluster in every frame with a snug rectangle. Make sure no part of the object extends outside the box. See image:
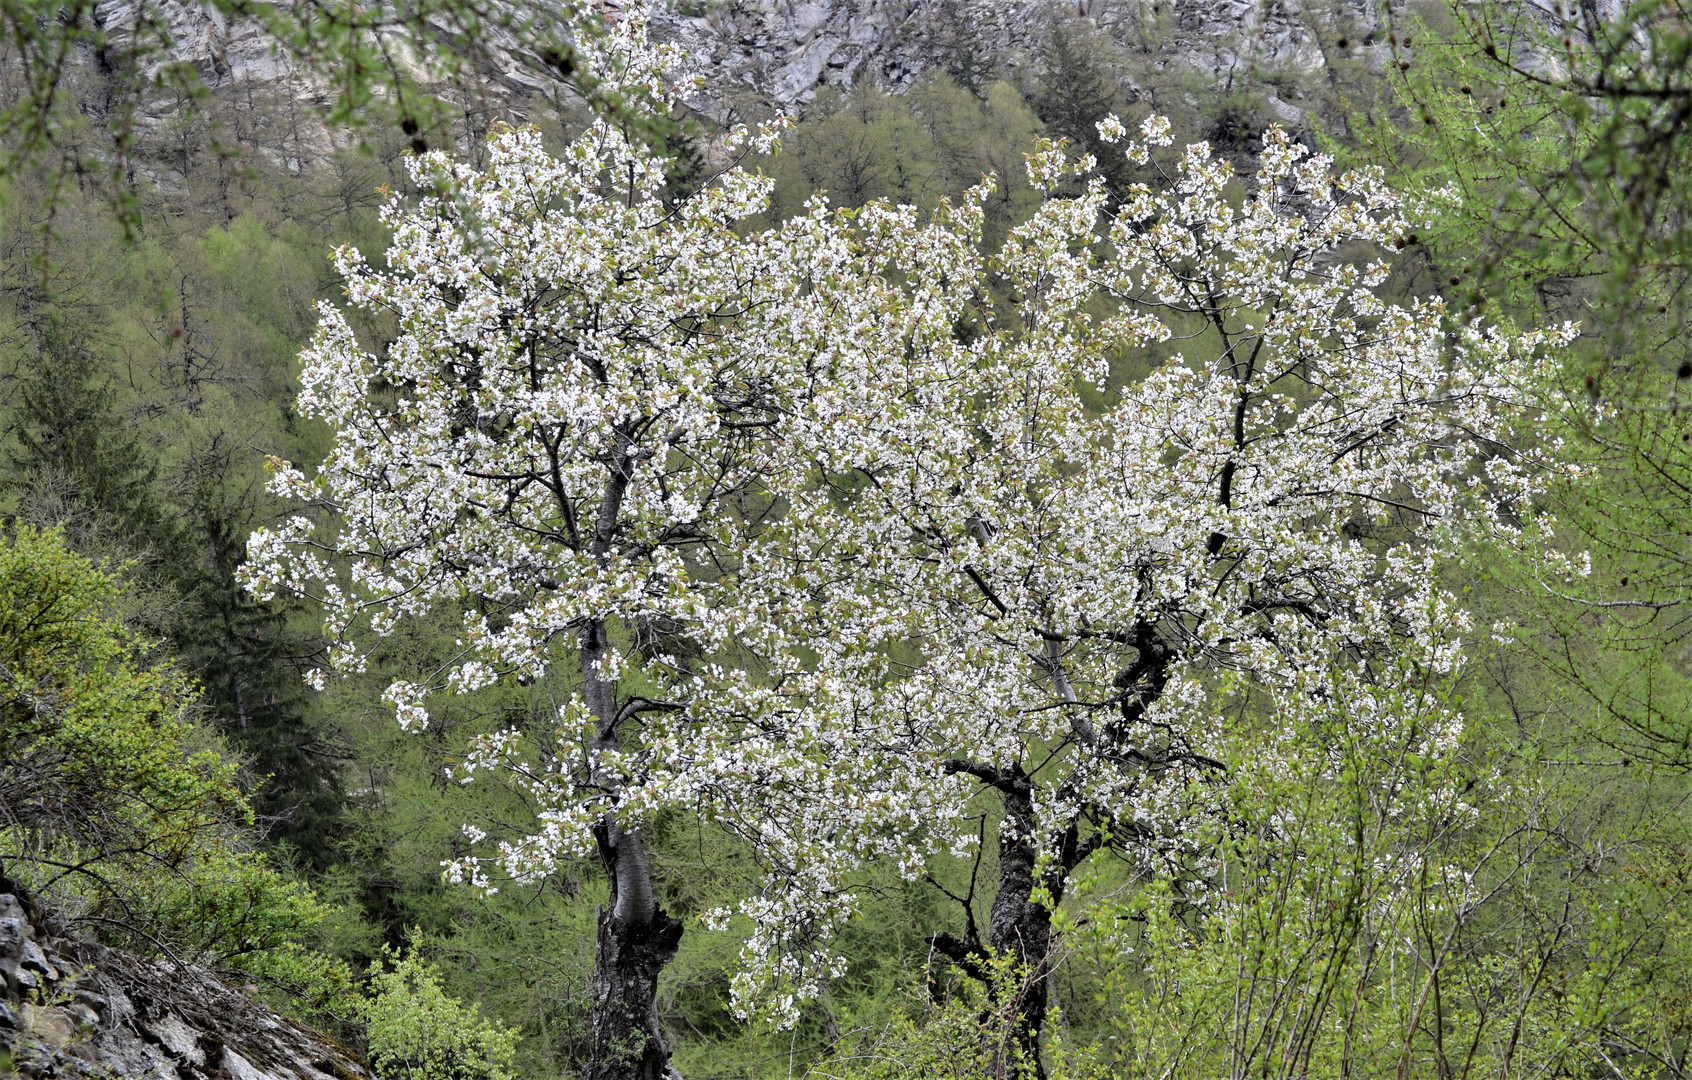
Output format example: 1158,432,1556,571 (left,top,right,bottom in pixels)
243,16,1571,1030
743,106,1571,1017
